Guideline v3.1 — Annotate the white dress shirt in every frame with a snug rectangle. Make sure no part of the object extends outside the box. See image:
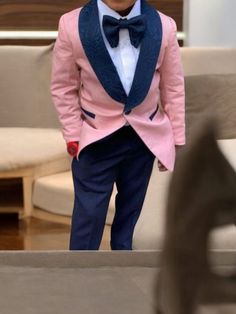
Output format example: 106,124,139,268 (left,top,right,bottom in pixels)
97,0,141,95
